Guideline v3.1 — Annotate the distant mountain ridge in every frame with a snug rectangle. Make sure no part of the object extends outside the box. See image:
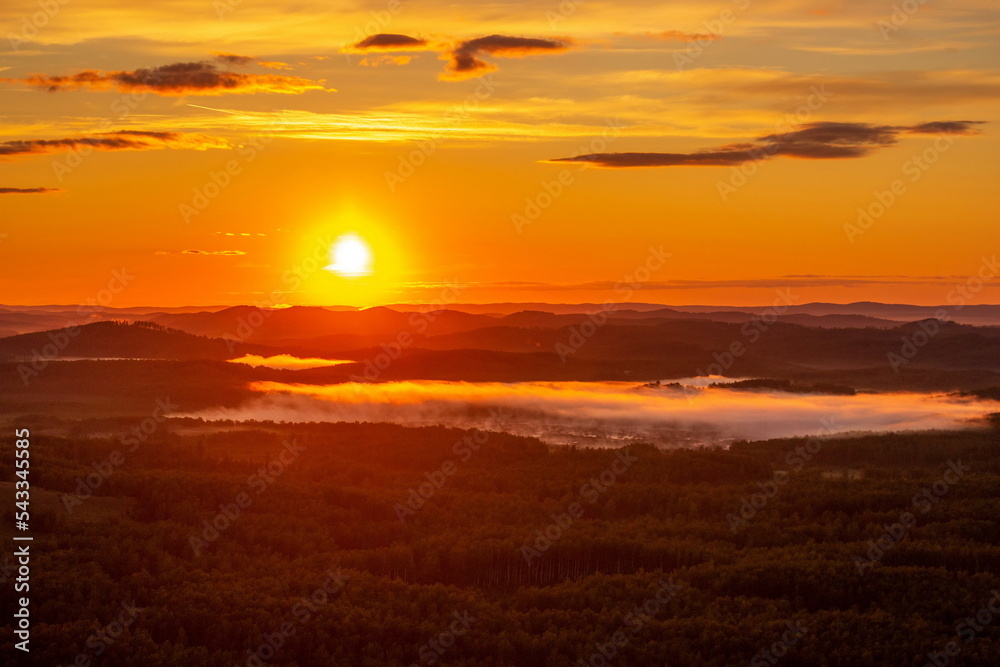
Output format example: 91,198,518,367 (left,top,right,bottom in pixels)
0,301,998,339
